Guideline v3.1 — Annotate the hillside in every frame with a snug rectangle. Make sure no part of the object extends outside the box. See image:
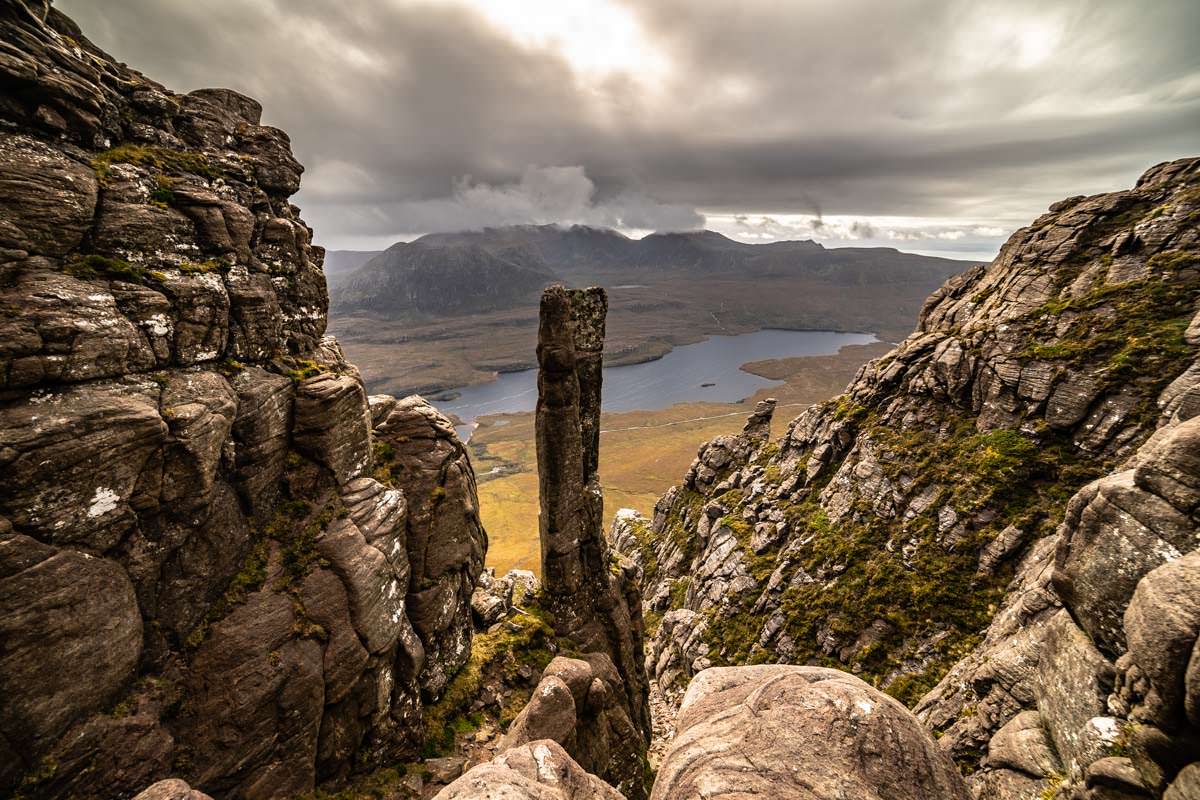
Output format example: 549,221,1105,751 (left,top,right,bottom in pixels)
328,225,972,396
618,157,1200,798
334,239,555,315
